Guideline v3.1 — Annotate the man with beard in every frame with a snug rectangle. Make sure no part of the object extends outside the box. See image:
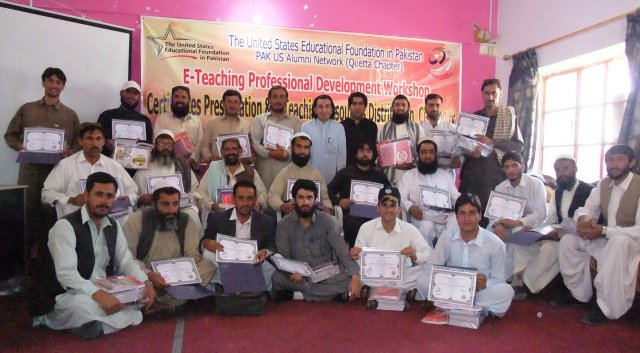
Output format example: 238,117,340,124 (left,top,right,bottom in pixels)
33,172,156,339
154,86,202,169
328,140,391,247
459,79,524,227
200,89,252,162
420,94,458,174
97,81,153,160
558,145,640,324
302,94,346,183
398,140,460,247
201,180,277,290
133,129,201,229
488,151,546,300
342,92,377,166
268,133,332,216
123,182,215,311
199,138,268,213
351,187,430,300
272,179,361,302
250,85,302,189
4,67,79,280
377,94,426,186
42,123,138,222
